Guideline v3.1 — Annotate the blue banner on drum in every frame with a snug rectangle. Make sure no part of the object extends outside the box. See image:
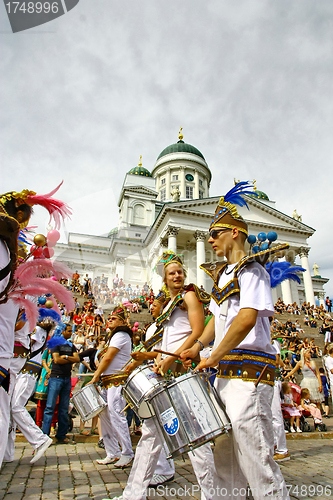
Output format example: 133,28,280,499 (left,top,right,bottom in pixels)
160,407,179,436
